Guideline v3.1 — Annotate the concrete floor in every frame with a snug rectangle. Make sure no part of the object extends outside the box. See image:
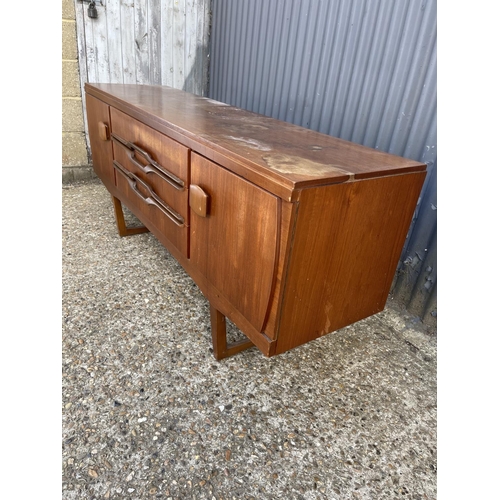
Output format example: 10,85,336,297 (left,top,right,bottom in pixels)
62,179,437,500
